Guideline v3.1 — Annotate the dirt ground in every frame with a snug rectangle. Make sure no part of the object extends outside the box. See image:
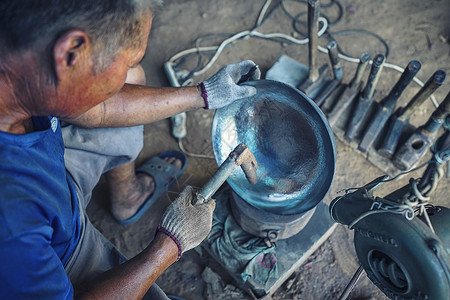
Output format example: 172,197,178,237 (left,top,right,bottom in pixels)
87,0,450,299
